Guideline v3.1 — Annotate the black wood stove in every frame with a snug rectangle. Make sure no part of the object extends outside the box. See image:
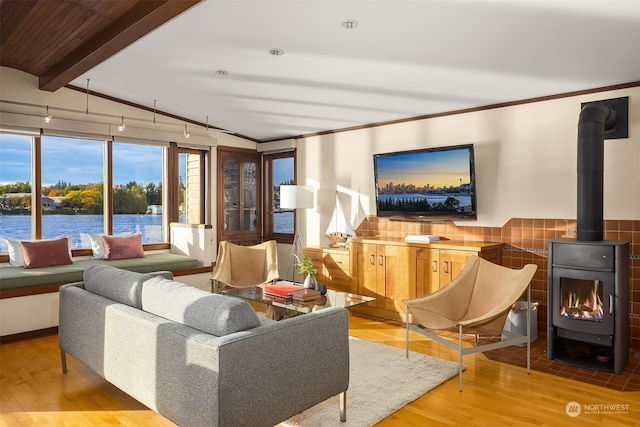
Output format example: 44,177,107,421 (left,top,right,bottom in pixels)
547,98,630,374
548,239,629,373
